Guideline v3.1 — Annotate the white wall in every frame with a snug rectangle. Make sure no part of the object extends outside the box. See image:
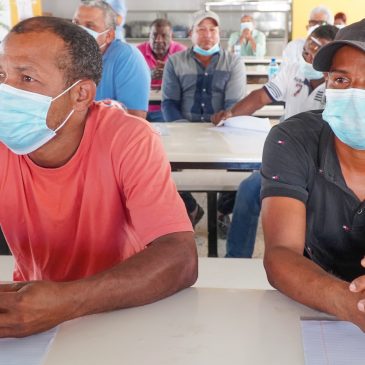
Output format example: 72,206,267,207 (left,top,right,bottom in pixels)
126,0,203,11
42,0,205,18
42,0,80,18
